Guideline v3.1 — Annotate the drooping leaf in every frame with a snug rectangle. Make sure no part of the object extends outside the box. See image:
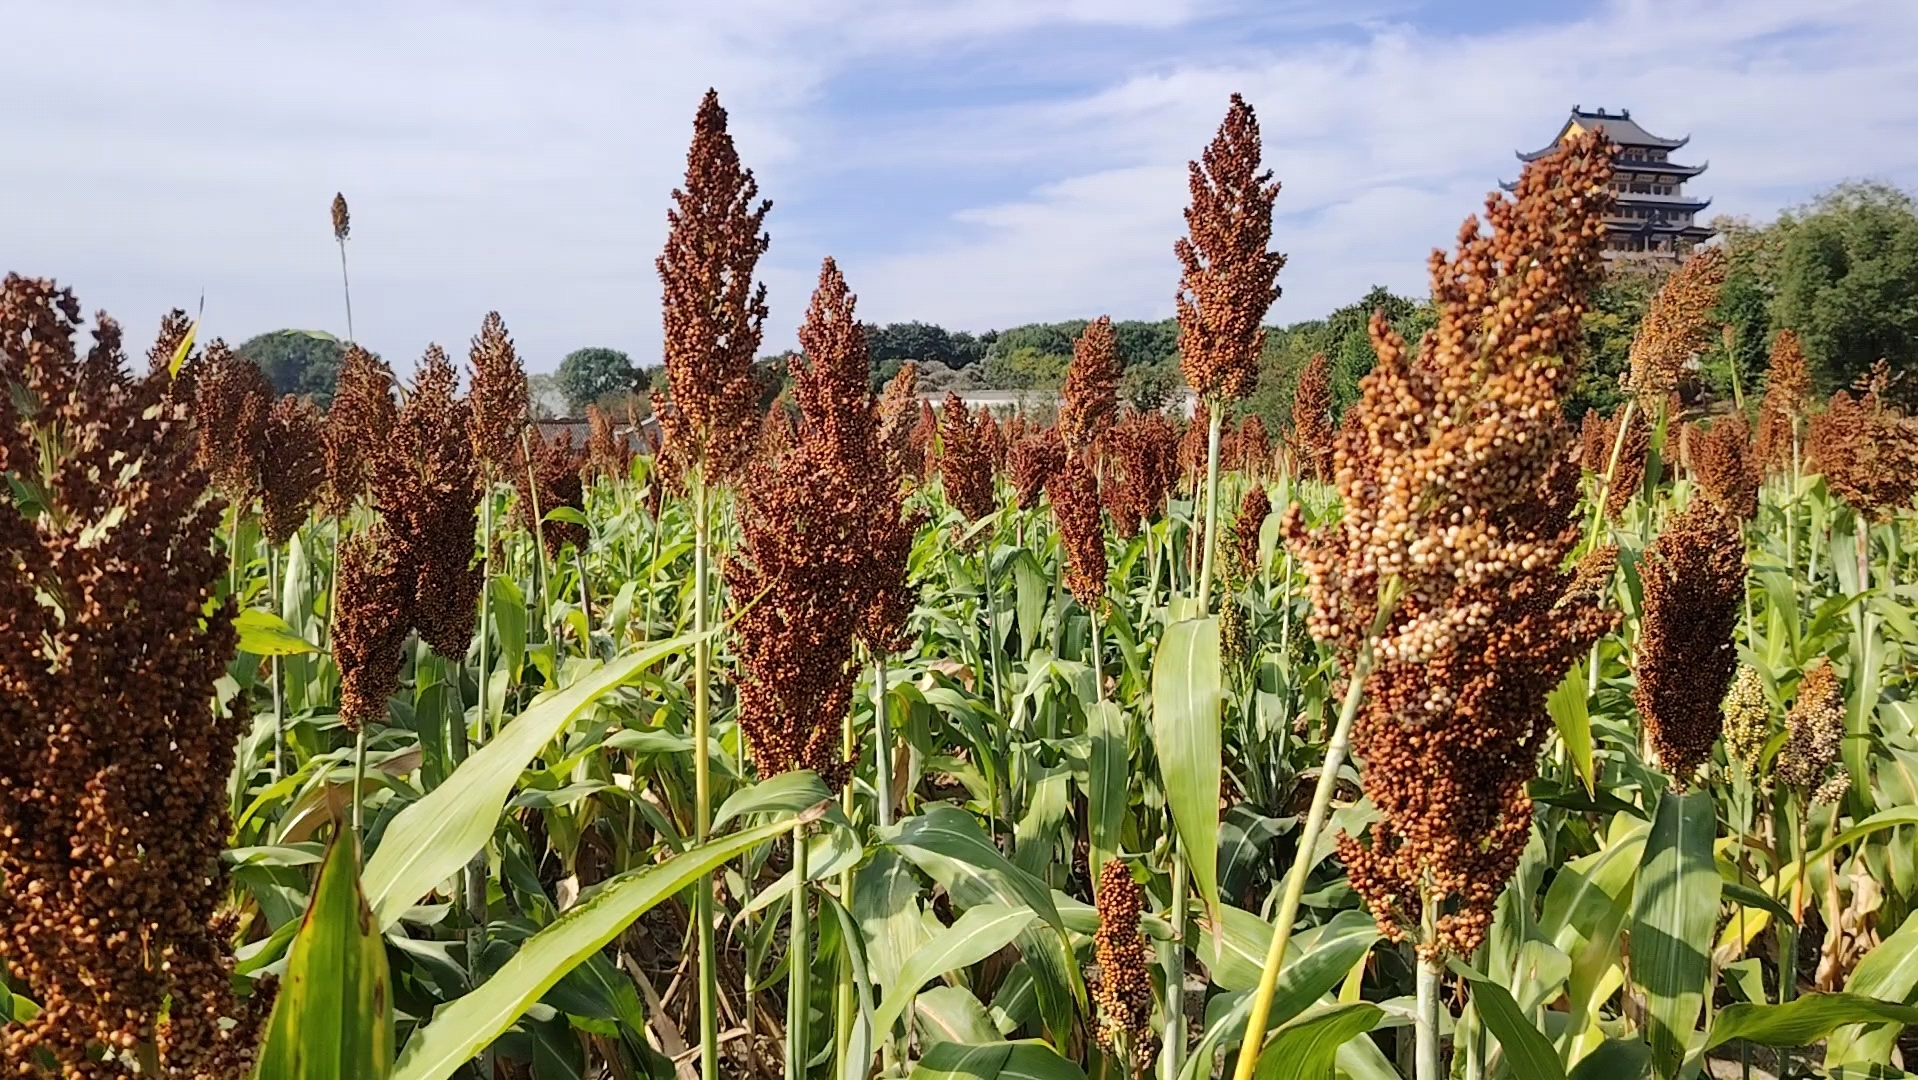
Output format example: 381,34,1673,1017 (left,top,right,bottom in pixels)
1829,911,1918,1067
1566,1038,1651,1080
1450,960,1565,1080
236,607,321,656
1150,616,1224,922
252,832,394,1079
915,987,1004,1049
1629,789,1721,1080
886,805,1061,933
872,903,1037,1041
363,636,696,929
1708,992,1918,1050
1251,1003,1384,1080
390,811,805,1080
908,1041,1088,1080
